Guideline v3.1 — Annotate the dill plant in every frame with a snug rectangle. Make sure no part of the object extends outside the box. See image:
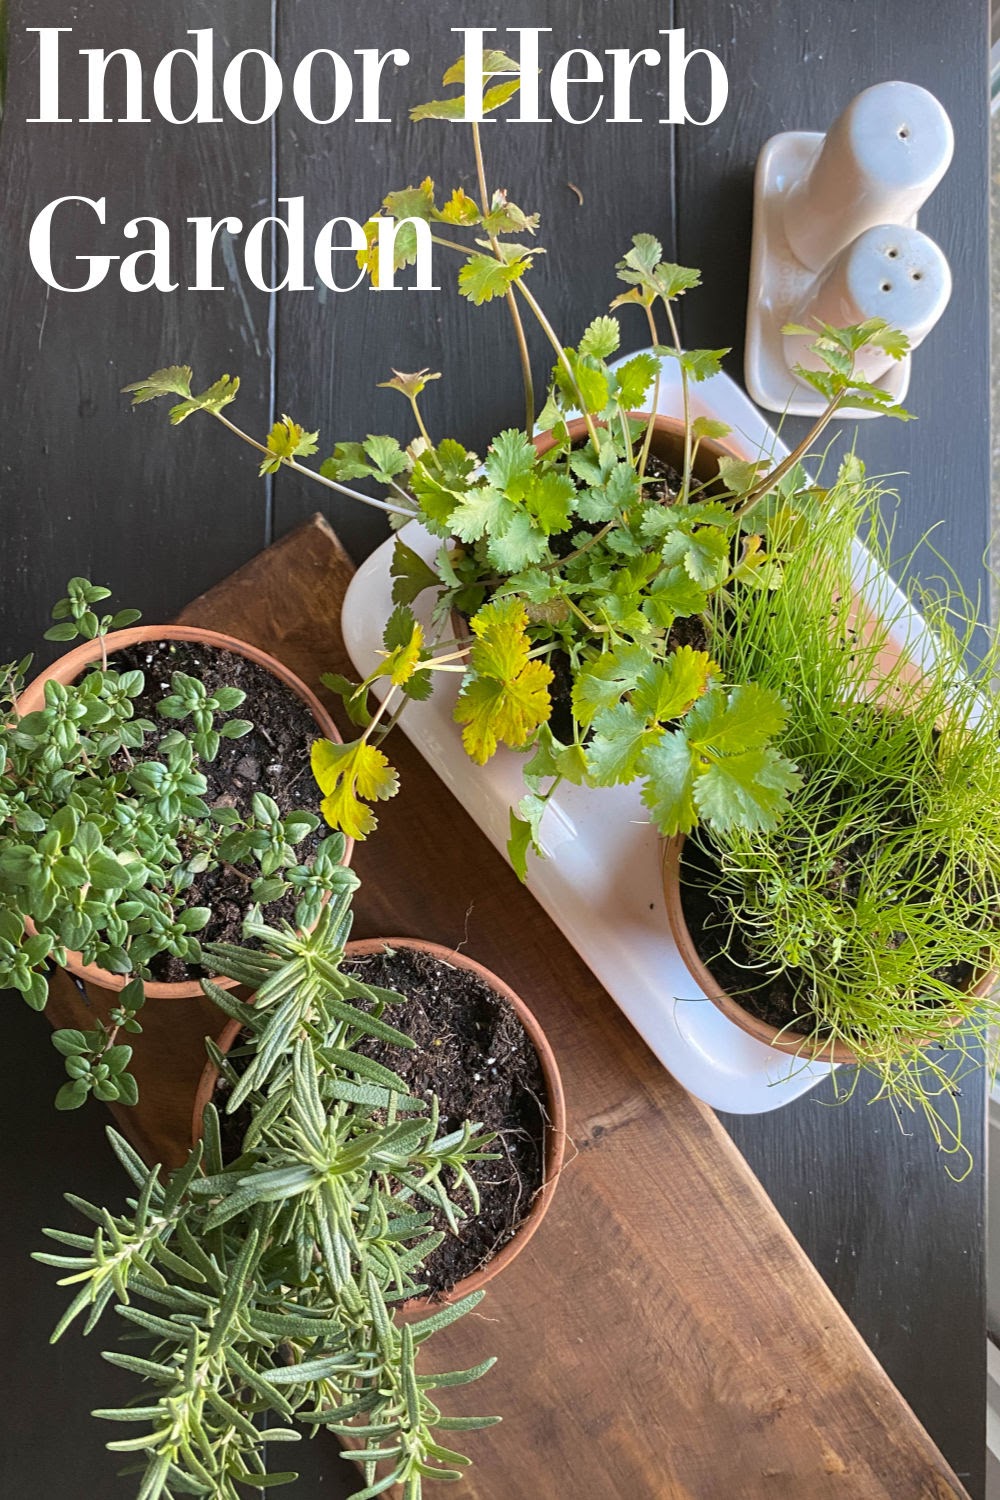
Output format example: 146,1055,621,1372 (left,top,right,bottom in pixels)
684,455,1000,1161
